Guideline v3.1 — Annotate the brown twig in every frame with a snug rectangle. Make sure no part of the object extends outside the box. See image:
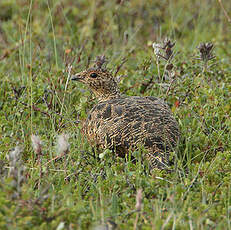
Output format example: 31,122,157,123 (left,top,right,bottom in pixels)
114,58,128,77
140,75,154,94
44,153,66,166
218,0,231,24
133,213,139,230
166,78,176,96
